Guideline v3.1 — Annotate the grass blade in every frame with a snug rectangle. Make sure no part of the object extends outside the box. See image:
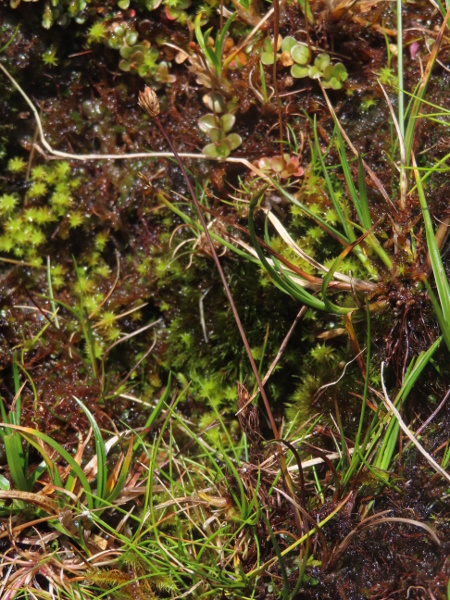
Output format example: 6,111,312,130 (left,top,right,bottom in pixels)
74,396,107,505
413,157,450,350
1,423,94,509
